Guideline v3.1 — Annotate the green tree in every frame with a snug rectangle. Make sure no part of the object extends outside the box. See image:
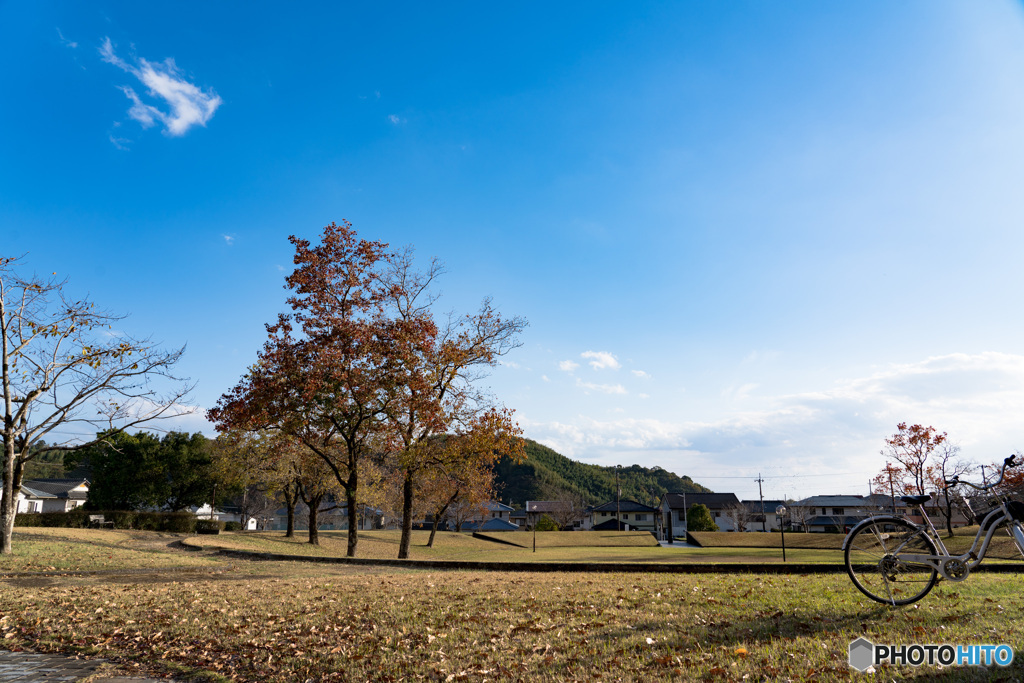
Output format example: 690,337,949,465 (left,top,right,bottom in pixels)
70,431,217,511
686,503,718,532
535,514,558,531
